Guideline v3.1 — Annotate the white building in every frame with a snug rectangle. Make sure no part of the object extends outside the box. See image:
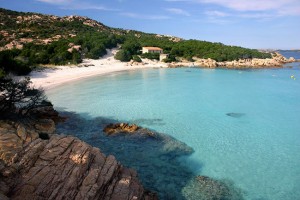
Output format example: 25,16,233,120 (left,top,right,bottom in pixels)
142,47,163,54
159,54,169,61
